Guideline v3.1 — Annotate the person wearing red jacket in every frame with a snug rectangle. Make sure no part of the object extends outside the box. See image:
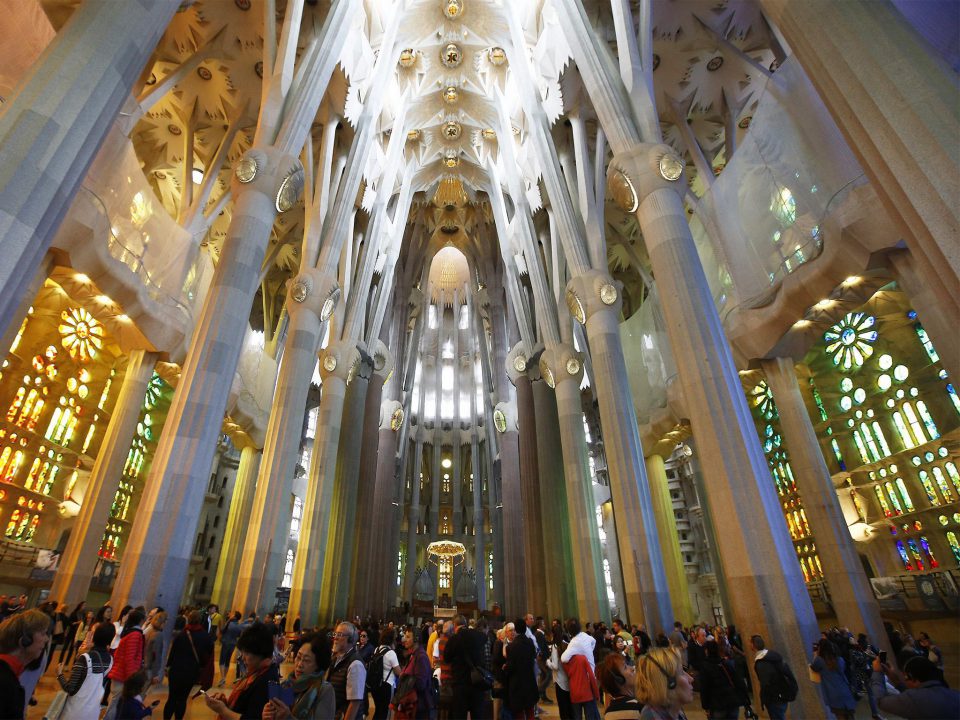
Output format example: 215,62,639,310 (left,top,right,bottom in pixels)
104,608,147,720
